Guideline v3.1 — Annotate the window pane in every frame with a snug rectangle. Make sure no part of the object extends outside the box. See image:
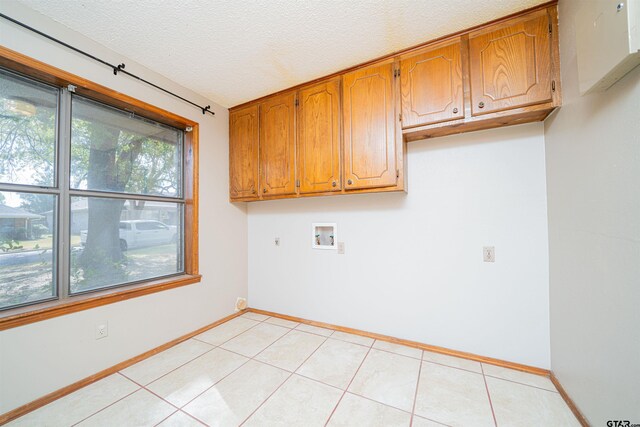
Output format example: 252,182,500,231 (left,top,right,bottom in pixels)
70,96,182,198
0,69,57,187
0,191,56,309
70,196,183,294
